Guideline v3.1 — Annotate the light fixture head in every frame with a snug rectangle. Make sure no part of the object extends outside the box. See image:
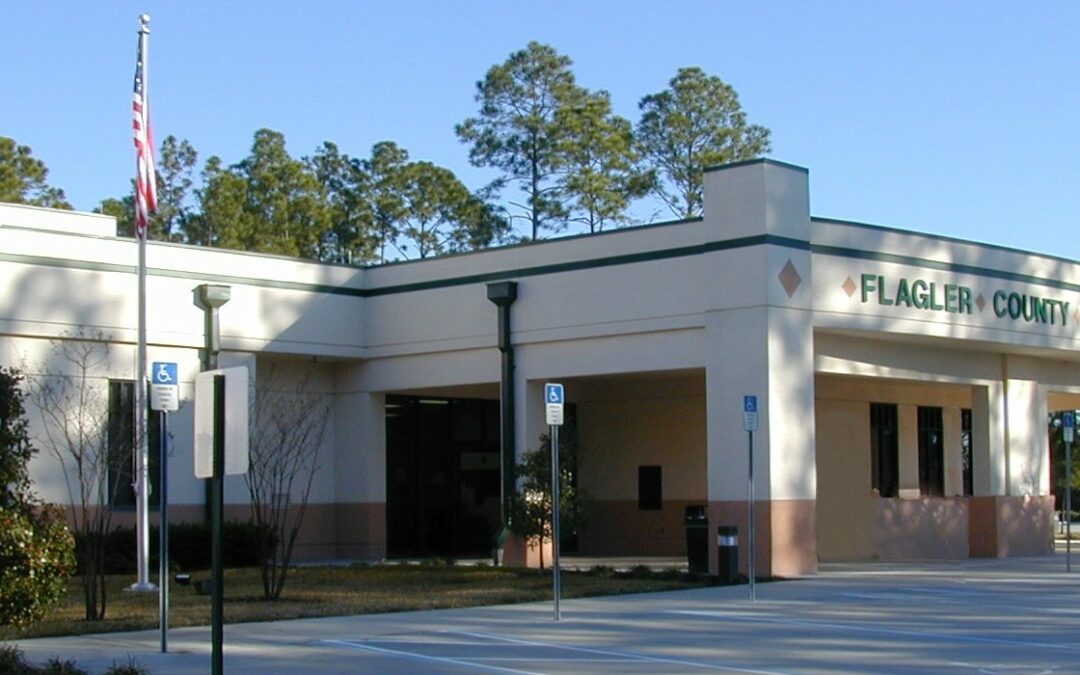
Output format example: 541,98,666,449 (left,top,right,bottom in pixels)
194,284,231,310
